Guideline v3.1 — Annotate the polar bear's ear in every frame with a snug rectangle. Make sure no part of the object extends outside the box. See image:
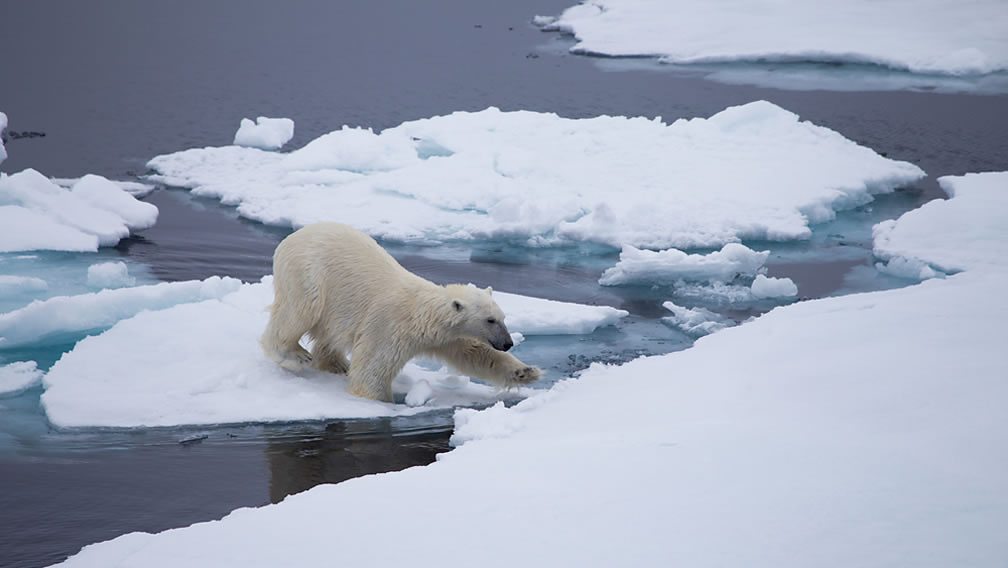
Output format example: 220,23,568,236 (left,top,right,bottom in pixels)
452,300,464,312
485,286,493,296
